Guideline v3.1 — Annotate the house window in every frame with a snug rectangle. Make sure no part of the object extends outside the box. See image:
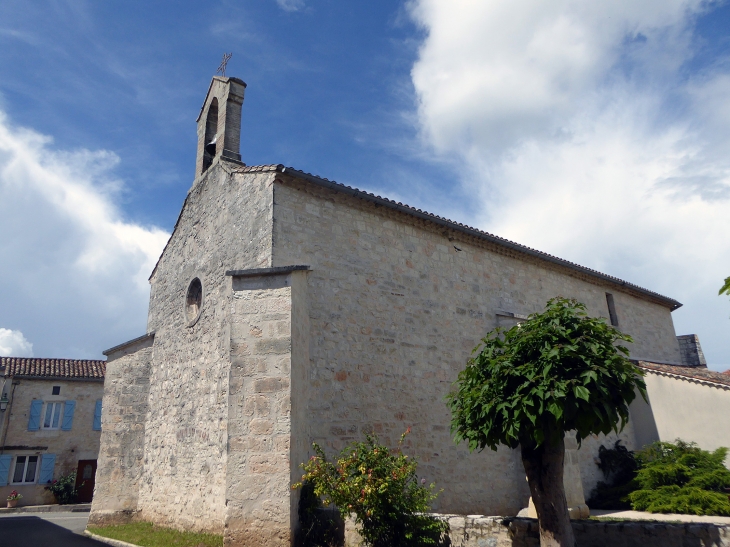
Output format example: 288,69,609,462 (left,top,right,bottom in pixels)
42,402,64,430
52,386,60,395
12,456,38,484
